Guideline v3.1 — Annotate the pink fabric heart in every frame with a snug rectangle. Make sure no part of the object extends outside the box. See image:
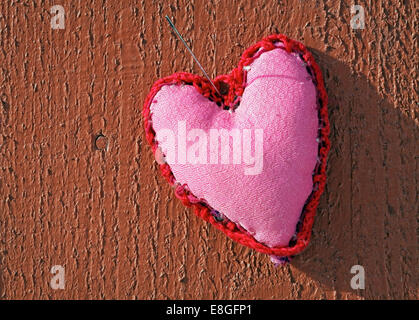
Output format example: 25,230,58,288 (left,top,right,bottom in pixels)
148,45,319,248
